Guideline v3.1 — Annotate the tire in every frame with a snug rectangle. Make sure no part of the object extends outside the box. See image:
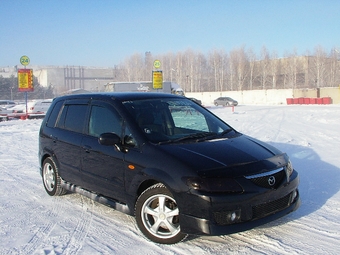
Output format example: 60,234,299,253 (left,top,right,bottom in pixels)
42,157,66,196
214,102,218,106
135,183,187,244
